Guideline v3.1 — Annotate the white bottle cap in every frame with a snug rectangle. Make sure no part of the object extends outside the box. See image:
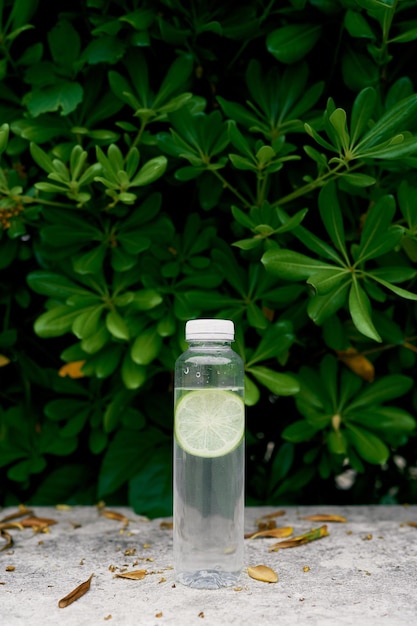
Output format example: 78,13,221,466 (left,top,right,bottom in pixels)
185,319,235,341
